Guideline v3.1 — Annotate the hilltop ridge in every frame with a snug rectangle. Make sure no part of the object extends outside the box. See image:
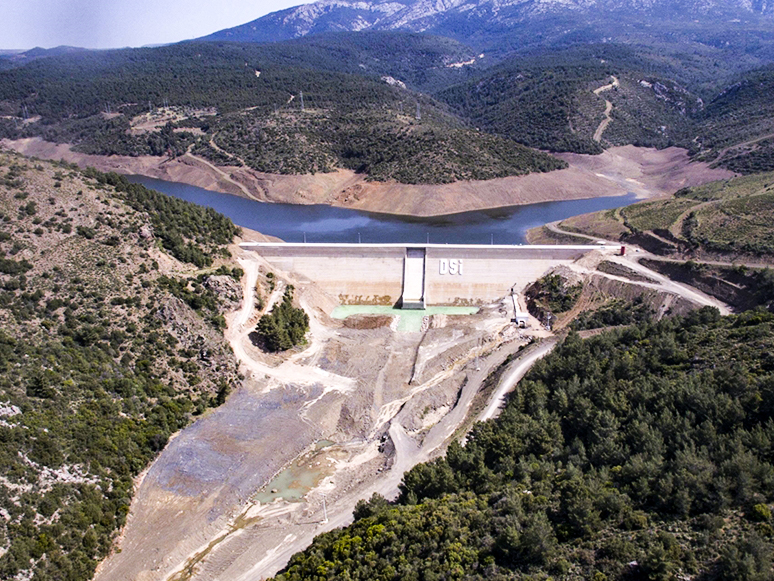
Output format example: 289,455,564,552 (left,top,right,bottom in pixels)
201,0,774,48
